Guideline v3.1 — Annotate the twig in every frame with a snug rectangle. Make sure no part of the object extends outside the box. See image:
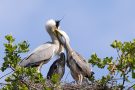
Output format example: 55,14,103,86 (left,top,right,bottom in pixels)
127,84,135,90
114,71,119,79
125,80,135,89
116,48,121,59
9,65,15,71
0,83,10,86
121,73,126,90
111,78,123,80
0,71,14,79
21,79,40,90
65,71,70,82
